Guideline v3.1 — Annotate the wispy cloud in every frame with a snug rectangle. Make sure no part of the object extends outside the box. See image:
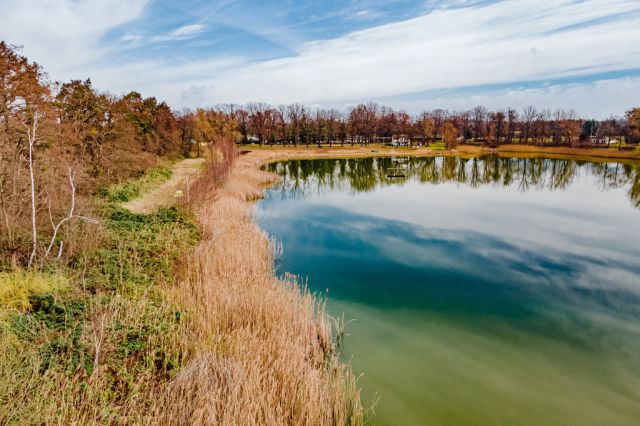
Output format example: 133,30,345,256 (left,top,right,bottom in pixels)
0,0,638,117
175,0,640,110
171,23,206,37
0,0,148,74
122,34,144,43
384,77,640,118
121,23,207,45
